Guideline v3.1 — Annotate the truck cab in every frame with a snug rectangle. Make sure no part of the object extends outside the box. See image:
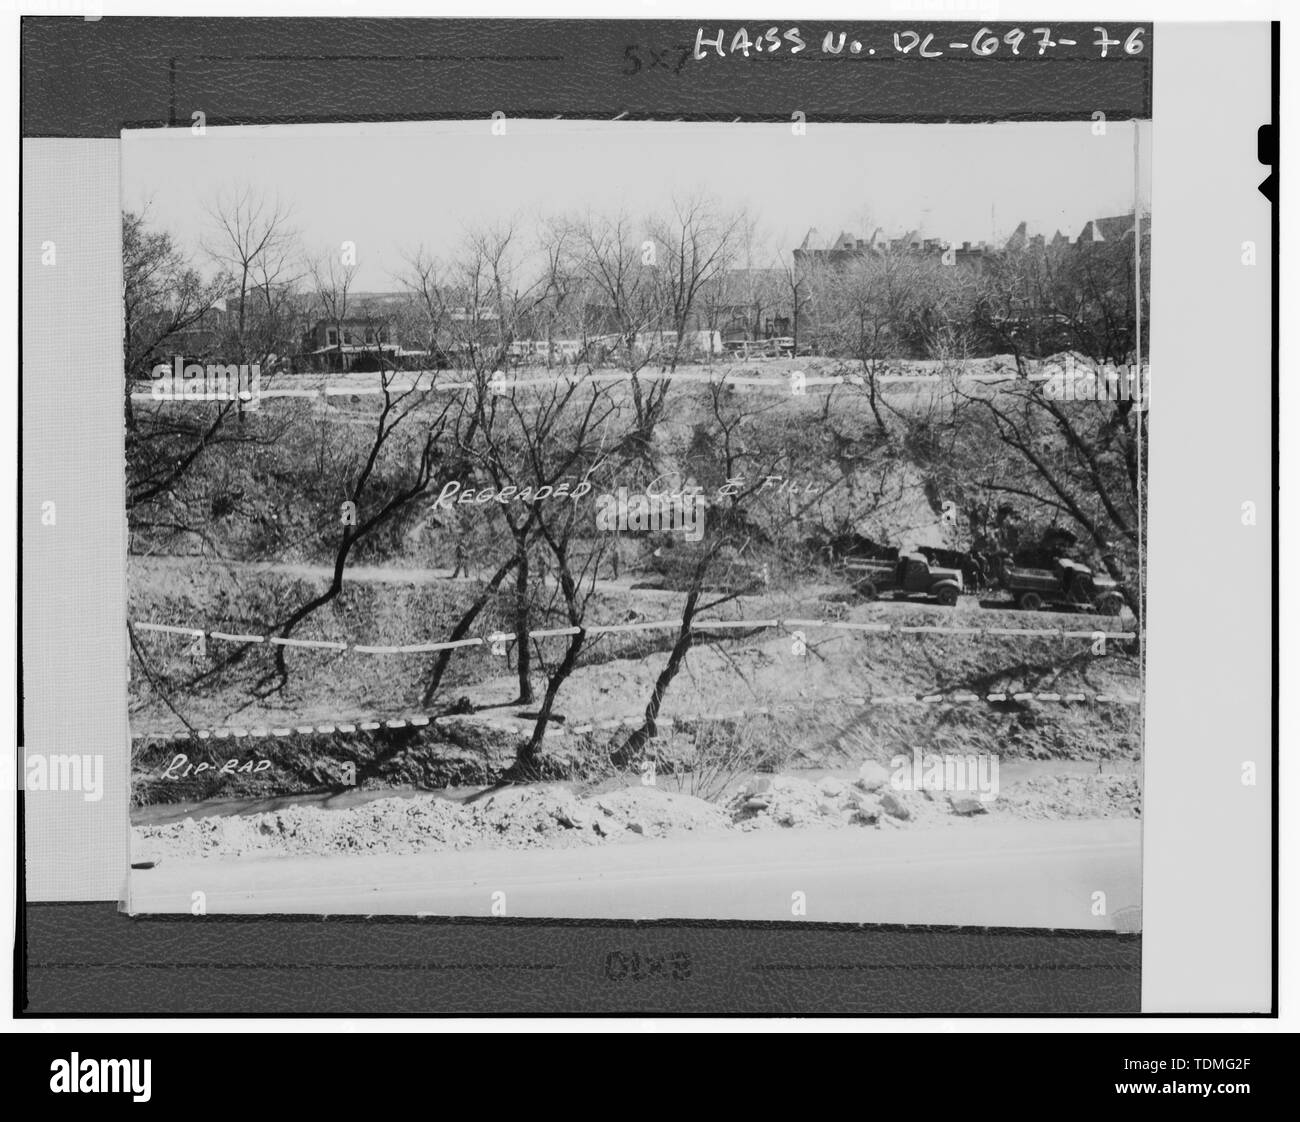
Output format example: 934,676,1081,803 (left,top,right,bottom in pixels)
896,551,964,605
845,550,963,606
